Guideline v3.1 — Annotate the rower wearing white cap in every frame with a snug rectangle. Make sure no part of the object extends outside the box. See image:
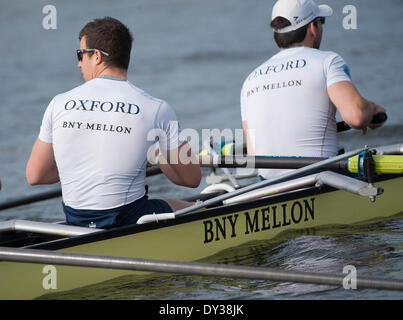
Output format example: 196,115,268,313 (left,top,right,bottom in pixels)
240,0,386,179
